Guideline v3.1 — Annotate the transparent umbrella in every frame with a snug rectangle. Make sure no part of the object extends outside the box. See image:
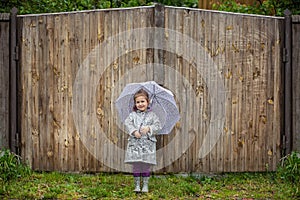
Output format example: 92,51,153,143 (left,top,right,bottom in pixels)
115,81,180,134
